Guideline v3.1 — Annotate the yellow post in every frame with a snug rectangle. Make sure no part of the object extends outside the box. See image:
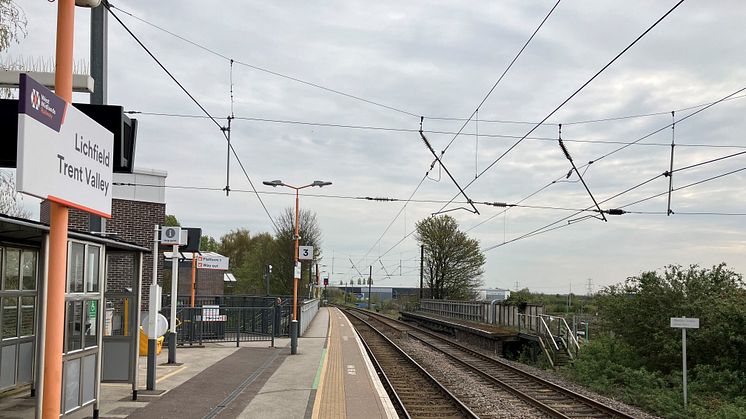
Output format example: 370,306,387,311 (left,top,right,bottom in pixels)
123,298,129,337
42,1,74,417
